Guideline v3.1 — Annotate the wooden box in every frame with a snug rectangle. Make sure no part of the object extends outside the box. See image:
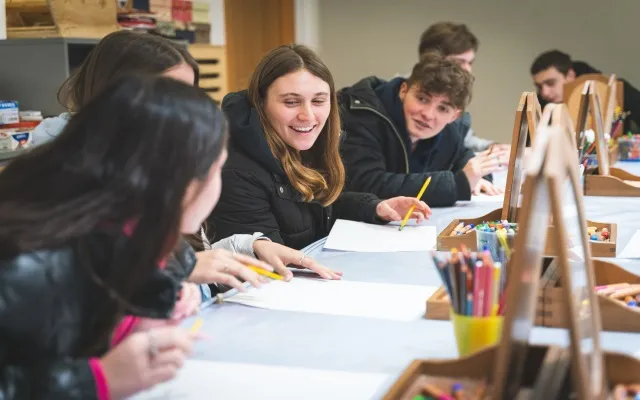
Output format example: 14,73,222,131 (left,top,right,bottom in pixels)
541,260,640,332
436,208,617,257
425,287,546,326
382,345,640,399
425,257,557,325
6,0,118,39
